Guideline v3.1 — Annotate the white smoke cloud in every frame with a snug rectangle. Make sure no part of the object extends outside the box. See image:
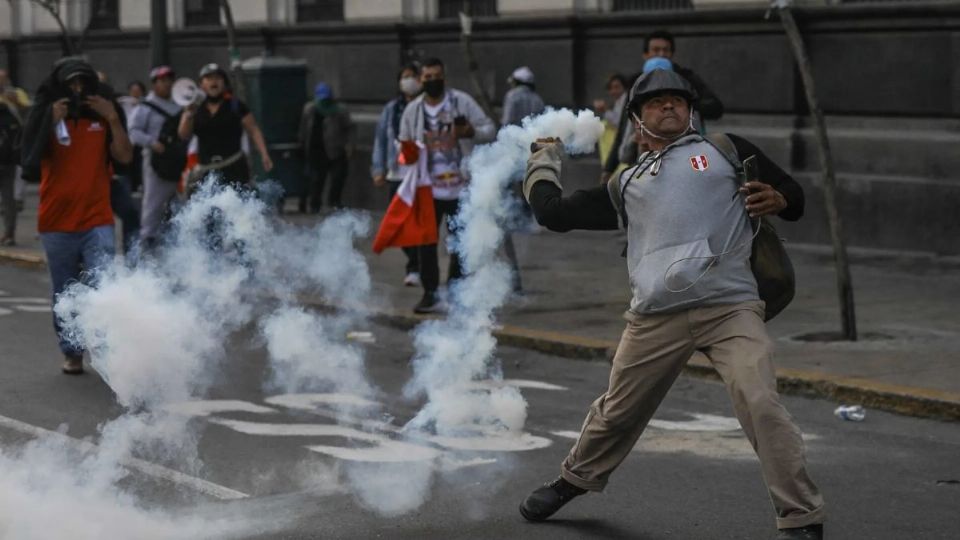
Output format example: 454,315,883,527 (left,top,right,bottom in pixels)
1,109,604,532
1,180,380,537
404,109,604,436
